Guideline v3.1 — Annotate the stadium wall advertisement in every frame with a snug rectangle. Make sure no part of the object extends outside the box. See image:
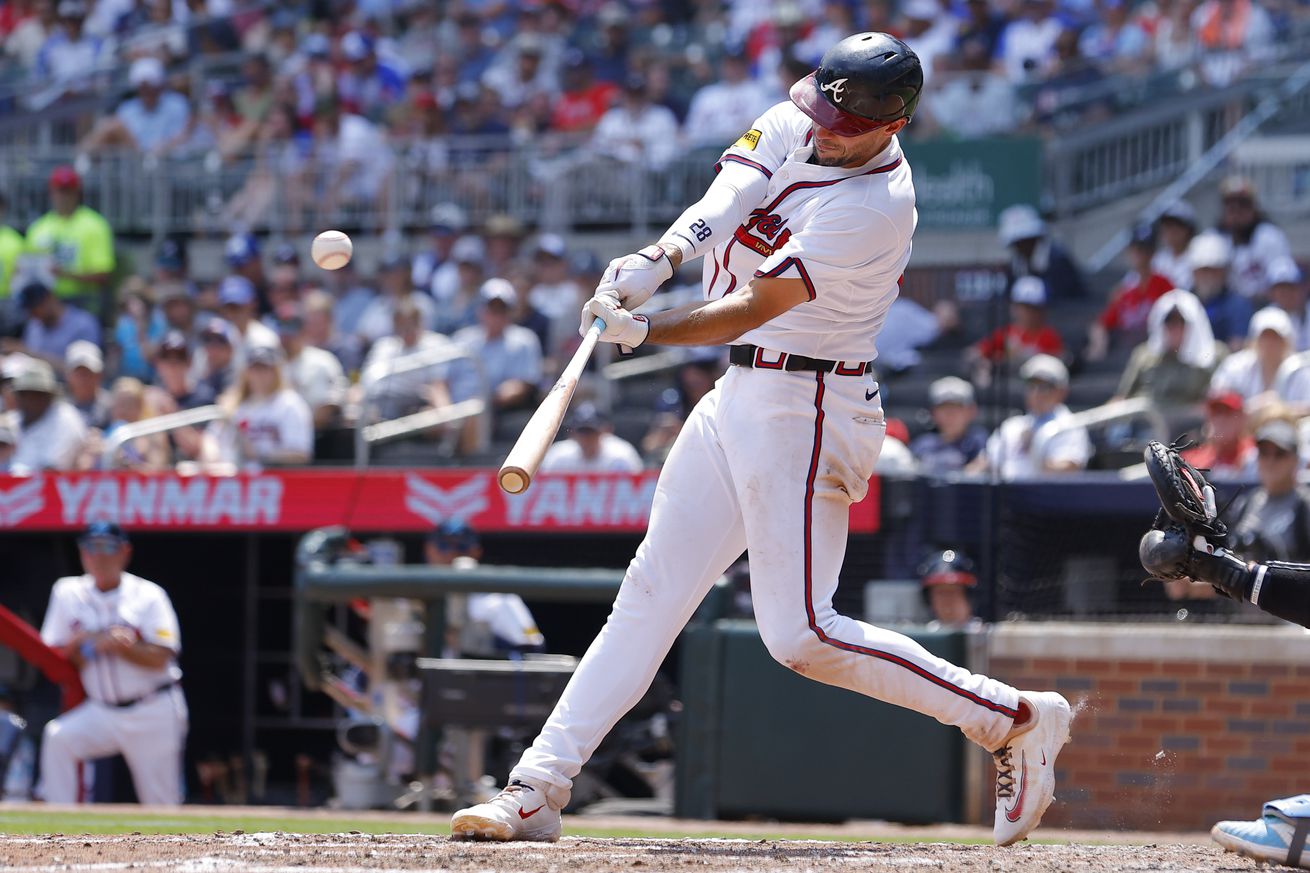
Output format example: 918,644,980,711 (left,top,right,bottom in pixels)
0,470,881,533
903,137,1043,229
